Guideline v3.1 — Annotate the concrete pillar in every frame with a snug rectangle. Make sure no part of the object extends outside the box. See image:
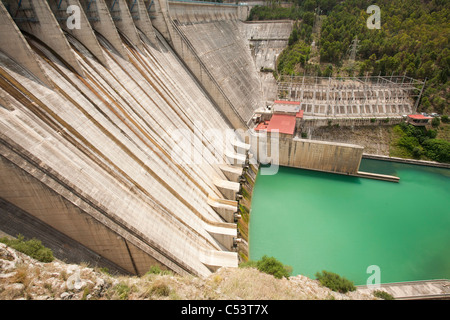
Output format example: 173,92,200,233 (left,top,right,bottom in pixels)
79,0,128,59
199,249,238,272
4,0,84,76
0,2,52,87
207,195,238,223
213,179,240,201
104,0,143,51
47,0,108,67
225,149,247,167
204,223,237,251
149,0,172,42
218,164,243,183
127,0,157,44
